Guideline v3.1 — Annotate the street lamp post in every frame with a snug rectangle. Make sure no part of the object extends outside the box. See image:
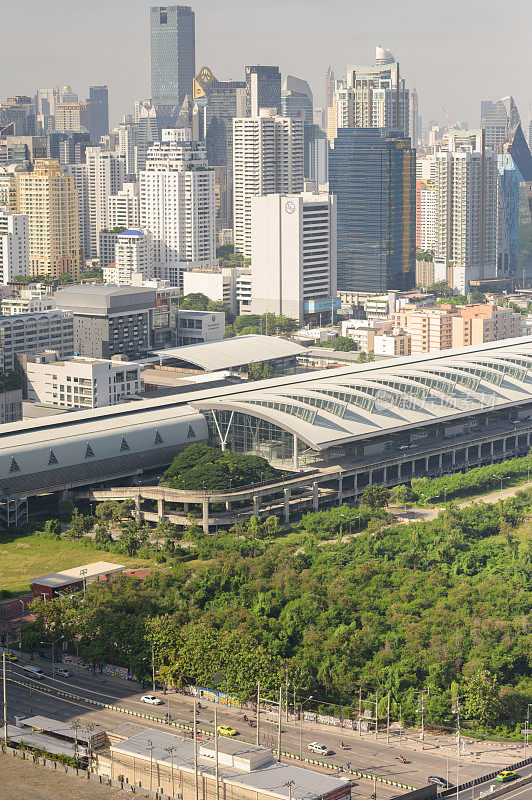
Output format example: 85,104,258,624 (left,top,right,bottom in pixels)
299,696,313,760
165,745,177,798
